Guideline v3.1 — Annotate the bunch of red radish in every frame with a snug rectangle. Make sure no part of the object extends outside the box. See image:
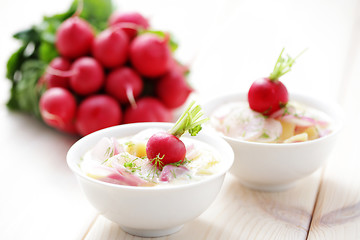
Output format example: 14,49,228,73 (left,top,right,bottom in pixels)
39,11,192,136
